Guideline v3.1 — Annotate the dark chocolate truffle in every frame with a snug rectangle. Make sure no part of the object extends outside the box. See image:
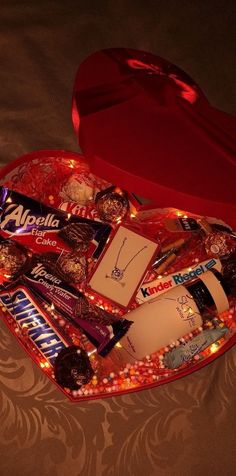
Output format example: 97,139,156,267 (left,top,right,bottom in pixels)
0,240,28,281
54,346,94,390
56,251,87,283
